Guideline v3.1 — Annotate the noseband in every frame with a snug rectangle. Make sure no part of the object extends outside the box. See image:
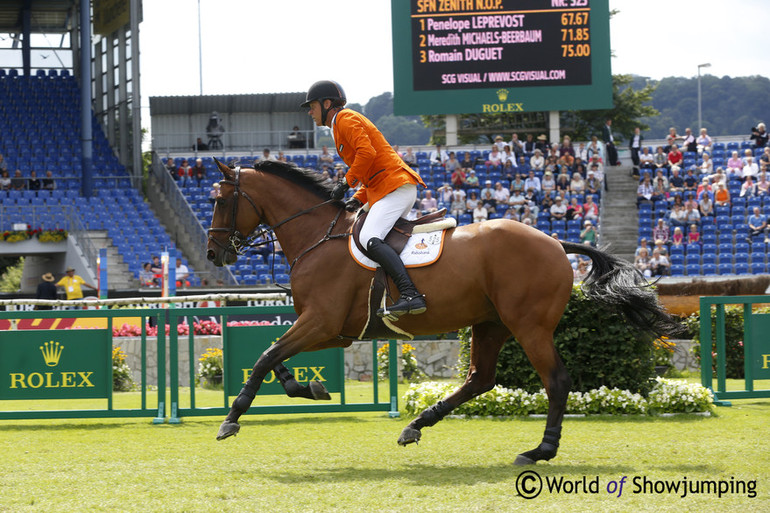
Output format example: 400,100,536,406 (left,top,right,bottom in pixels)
207,166,347,268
